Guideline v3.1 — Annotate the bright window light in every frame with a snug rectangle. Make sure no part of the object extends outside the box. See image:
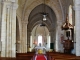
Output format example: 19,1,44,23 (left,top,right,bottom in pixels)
69,5,72,24
38,35,42,45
